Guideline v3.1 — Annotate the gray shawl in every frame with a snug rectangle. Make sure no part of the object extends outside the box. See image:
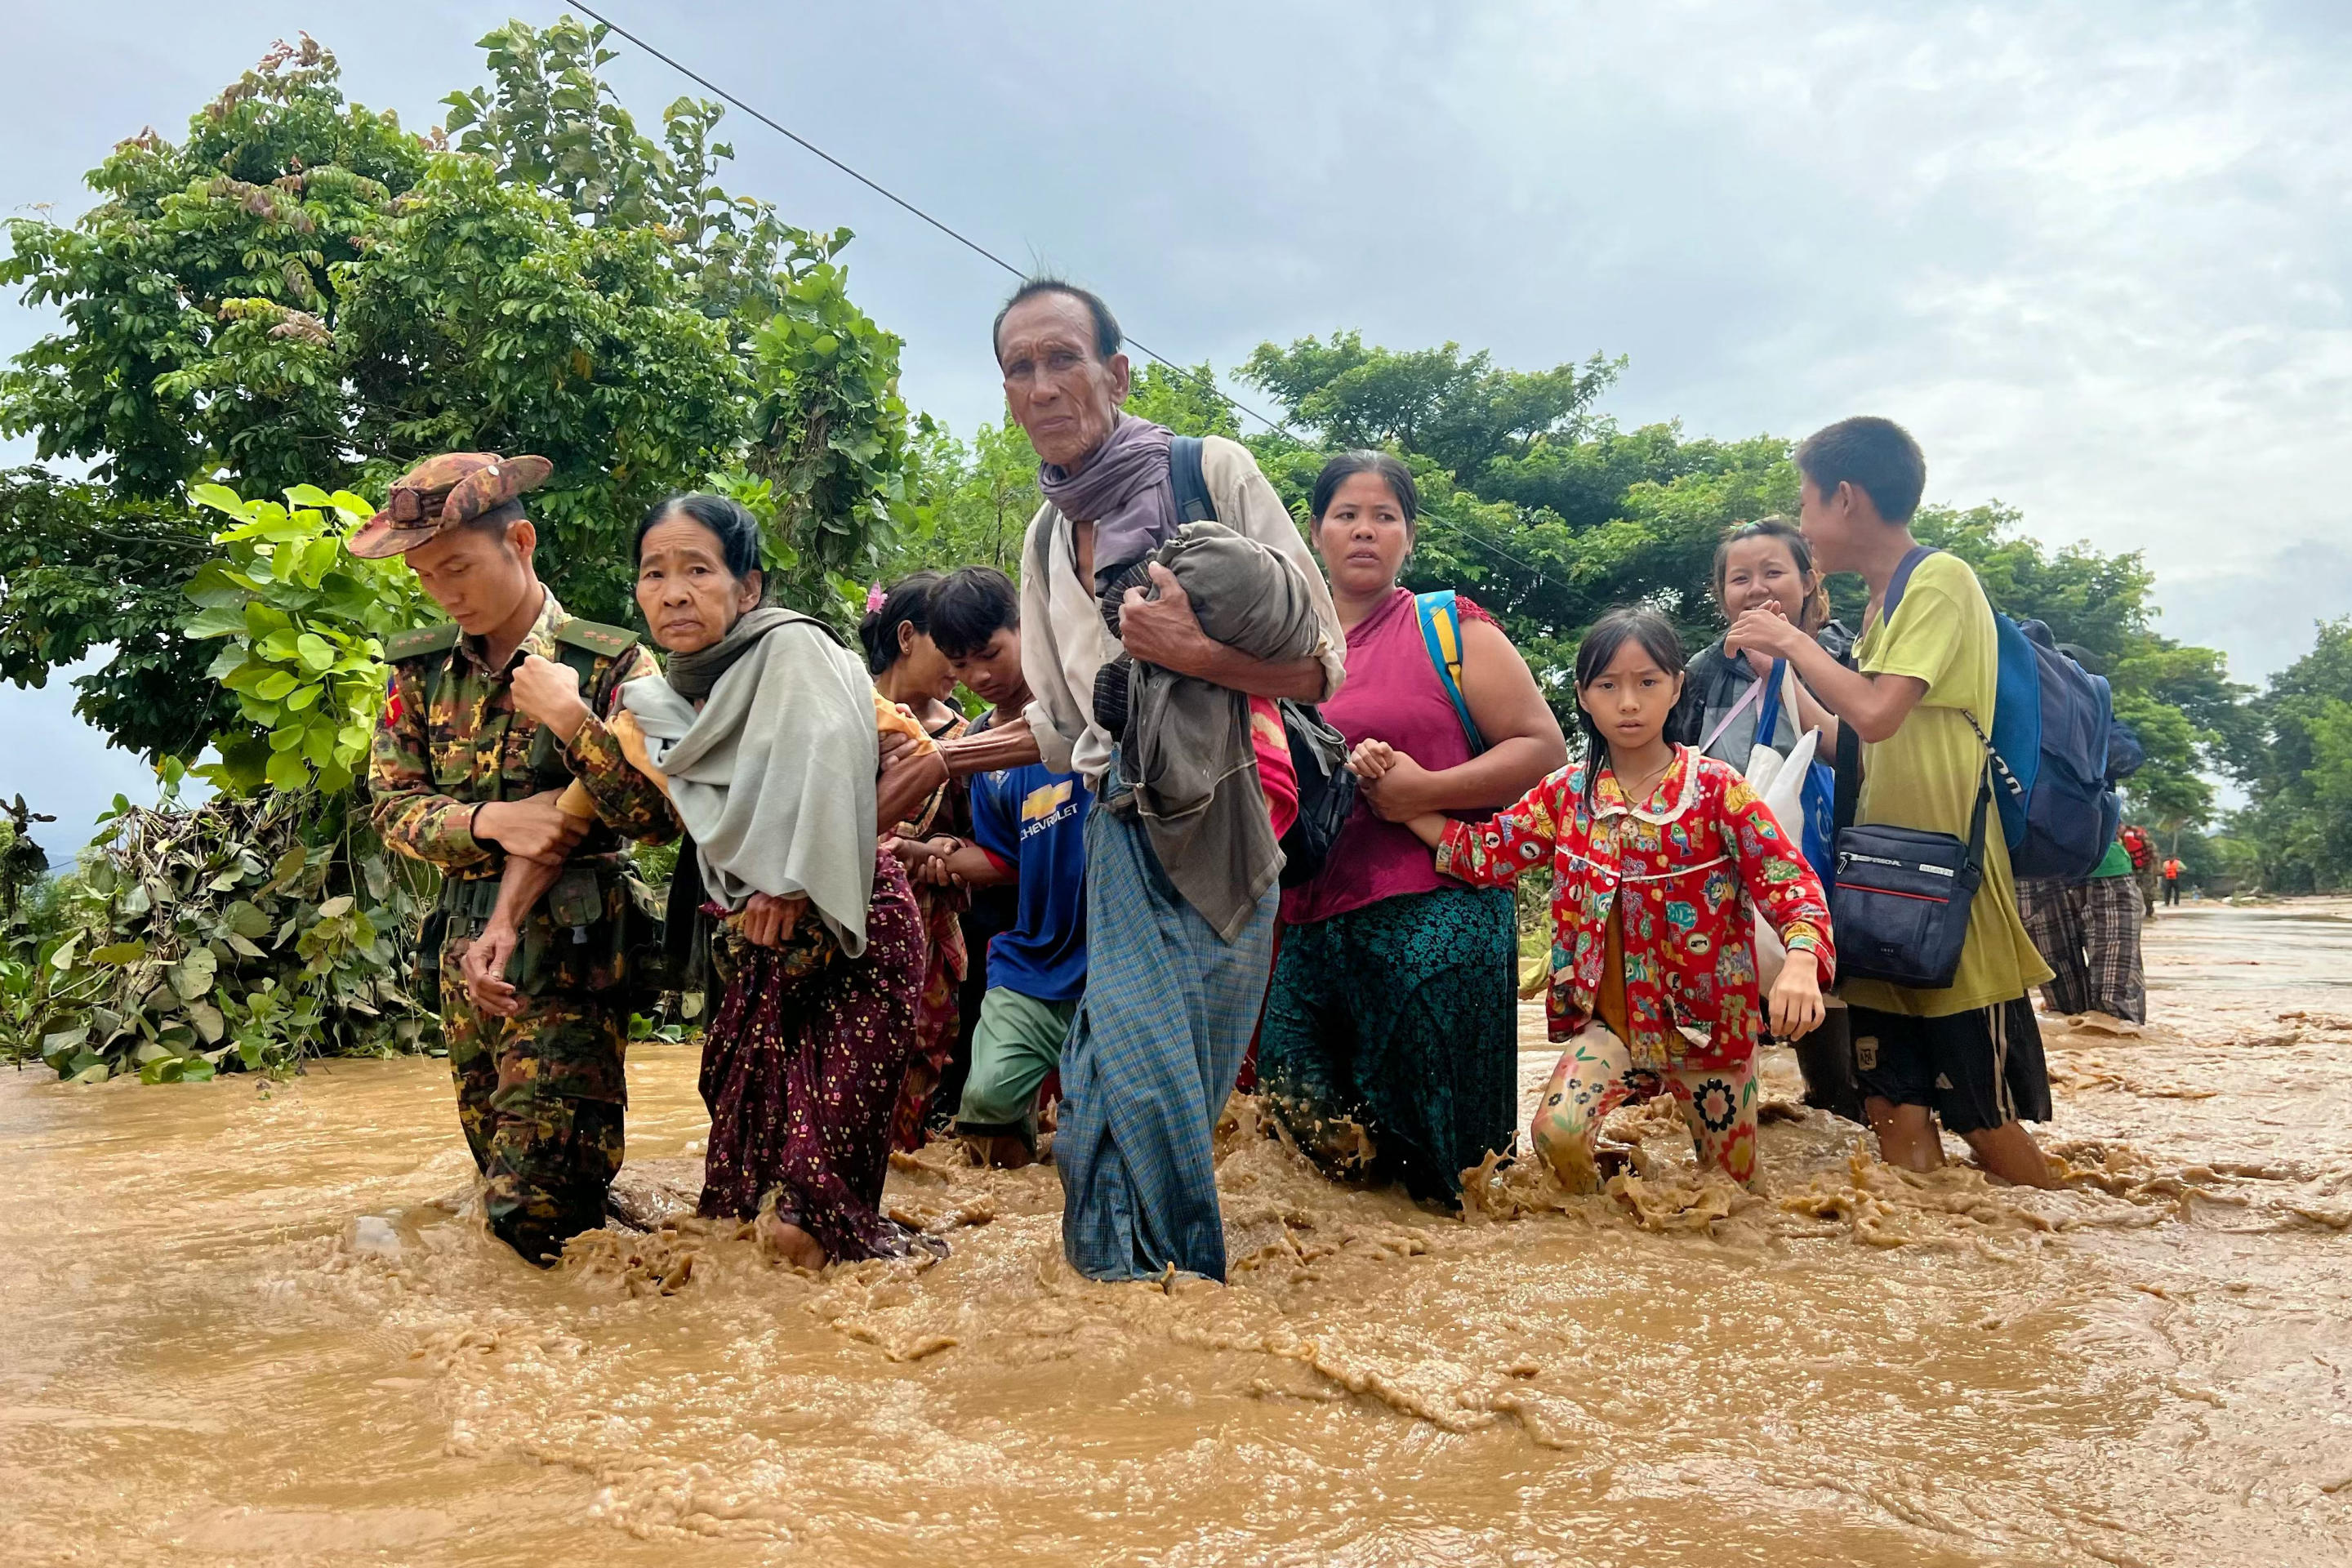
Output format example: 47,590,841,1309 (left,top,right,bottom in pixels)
621,617,879,954
1037,413,1177,592
1124,520,1327,941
